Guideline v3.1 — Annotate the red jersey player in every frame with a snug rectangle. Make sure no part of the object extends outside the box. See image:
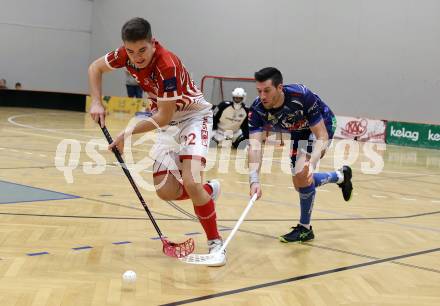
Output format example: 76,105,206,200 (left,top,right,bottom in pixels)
88,17,225,266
